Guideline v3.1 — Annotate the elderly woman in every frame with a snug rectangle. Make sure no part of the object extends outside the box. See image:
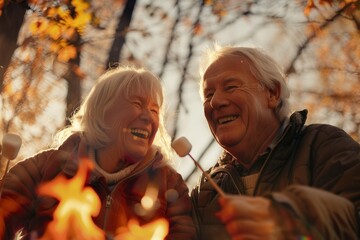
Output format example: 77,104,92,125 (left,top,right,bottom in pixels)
1,66,195,239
